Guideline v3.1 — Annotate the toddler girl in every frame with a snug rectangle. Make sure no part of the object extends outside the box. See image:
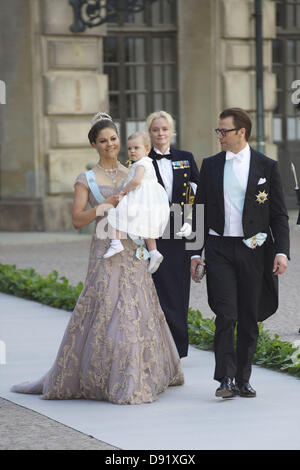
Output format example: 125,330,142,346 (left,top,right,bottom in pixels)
104,131,170,274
